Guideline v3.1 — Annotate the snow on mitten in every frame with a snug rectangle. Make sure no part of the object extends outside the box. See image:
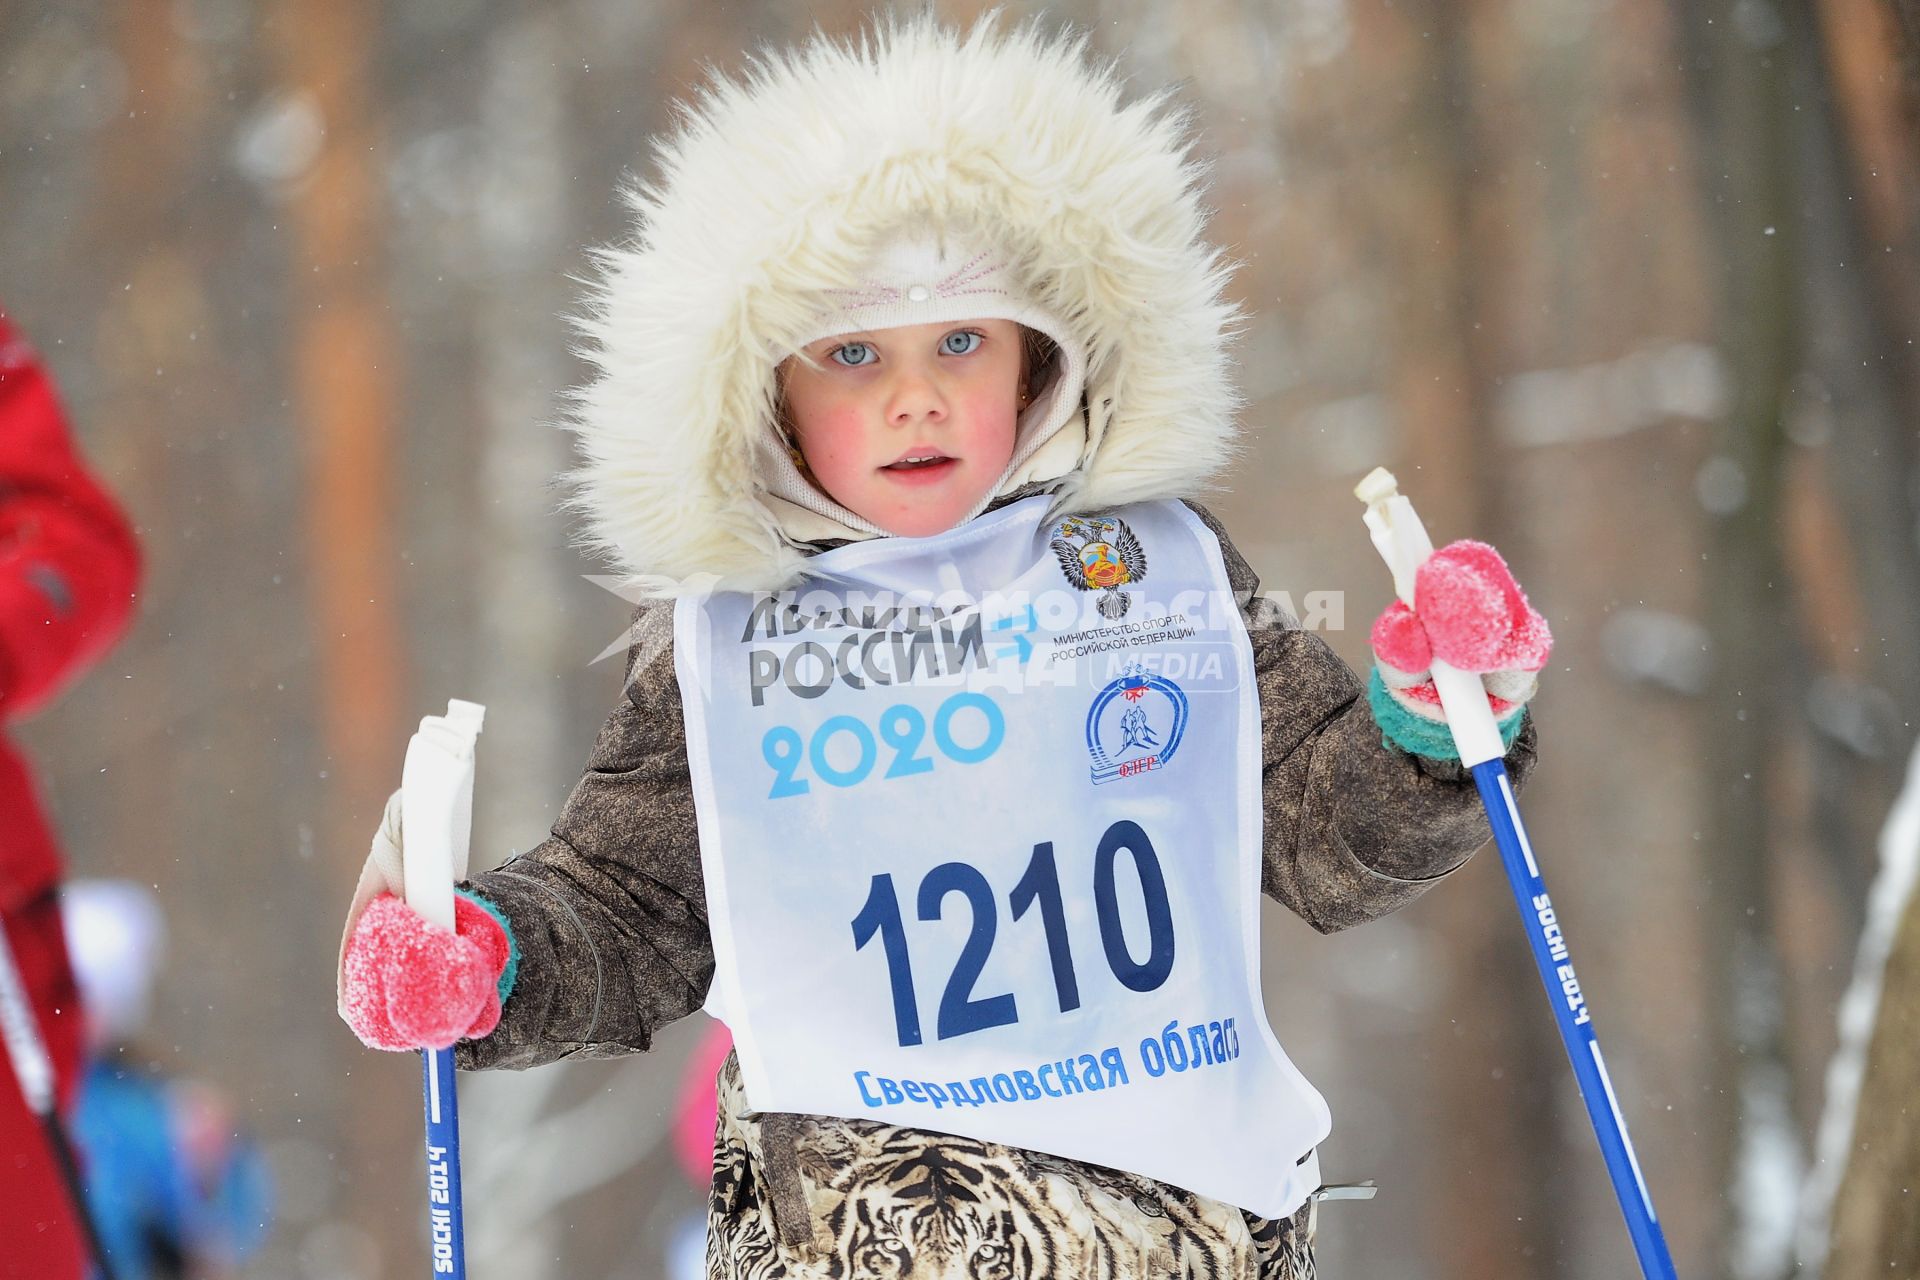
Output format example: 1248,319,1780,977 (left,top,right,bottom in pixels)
1368,539,1552,761
341,891,517,1051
